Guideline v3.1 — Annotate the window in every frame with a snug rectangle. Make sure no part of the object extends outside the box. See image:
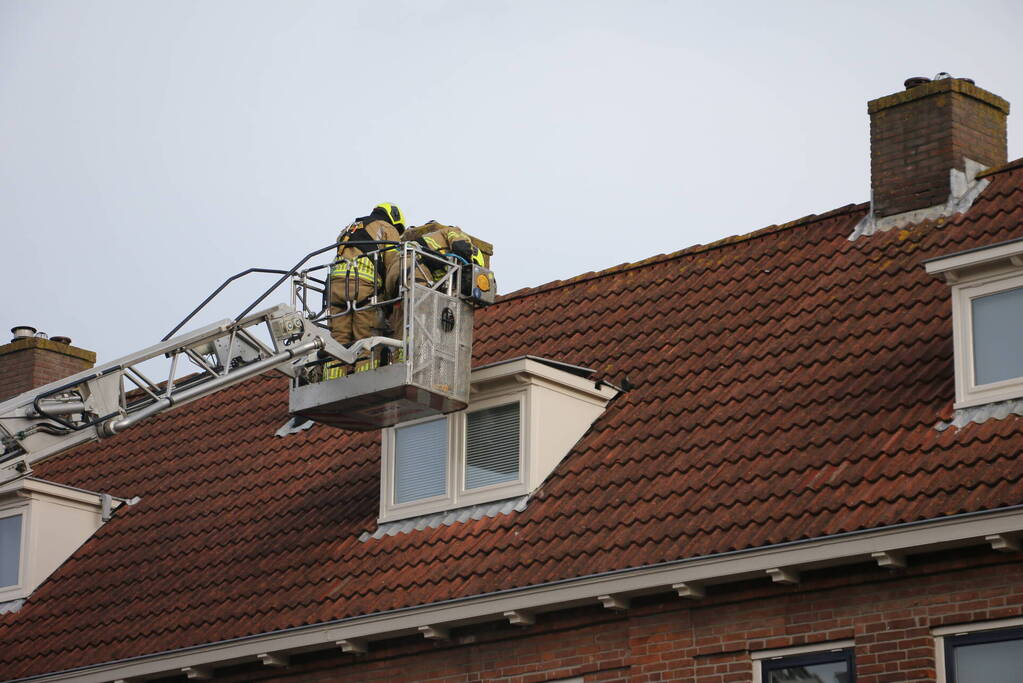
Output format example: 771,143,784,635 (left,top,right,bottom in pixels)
925,239,1023,408
380,357,618,522
394,418,448,504
752,642,855,683
944,626,1023,683
383,400,523,517
970,285,1023,386
0,513,22,588
465,402,520,490
760,650,854,683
